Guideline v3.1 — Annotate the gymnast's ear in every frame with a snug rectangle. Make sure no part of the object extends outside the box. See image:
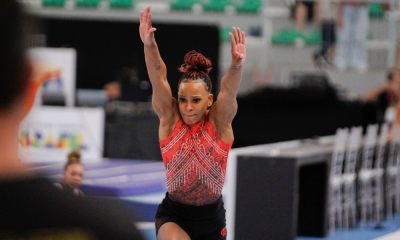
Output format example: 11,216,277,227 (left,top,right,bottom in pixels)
208,93,214,107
